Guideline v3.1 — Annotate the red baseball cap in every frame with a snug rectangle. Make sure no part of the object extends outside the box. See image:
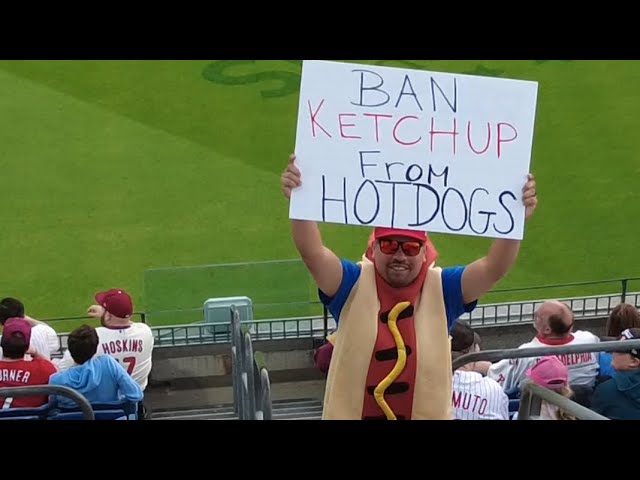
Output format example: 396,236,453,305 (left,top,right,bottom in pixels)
95,289,133,319
373,227,427,242
3,317,32,345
